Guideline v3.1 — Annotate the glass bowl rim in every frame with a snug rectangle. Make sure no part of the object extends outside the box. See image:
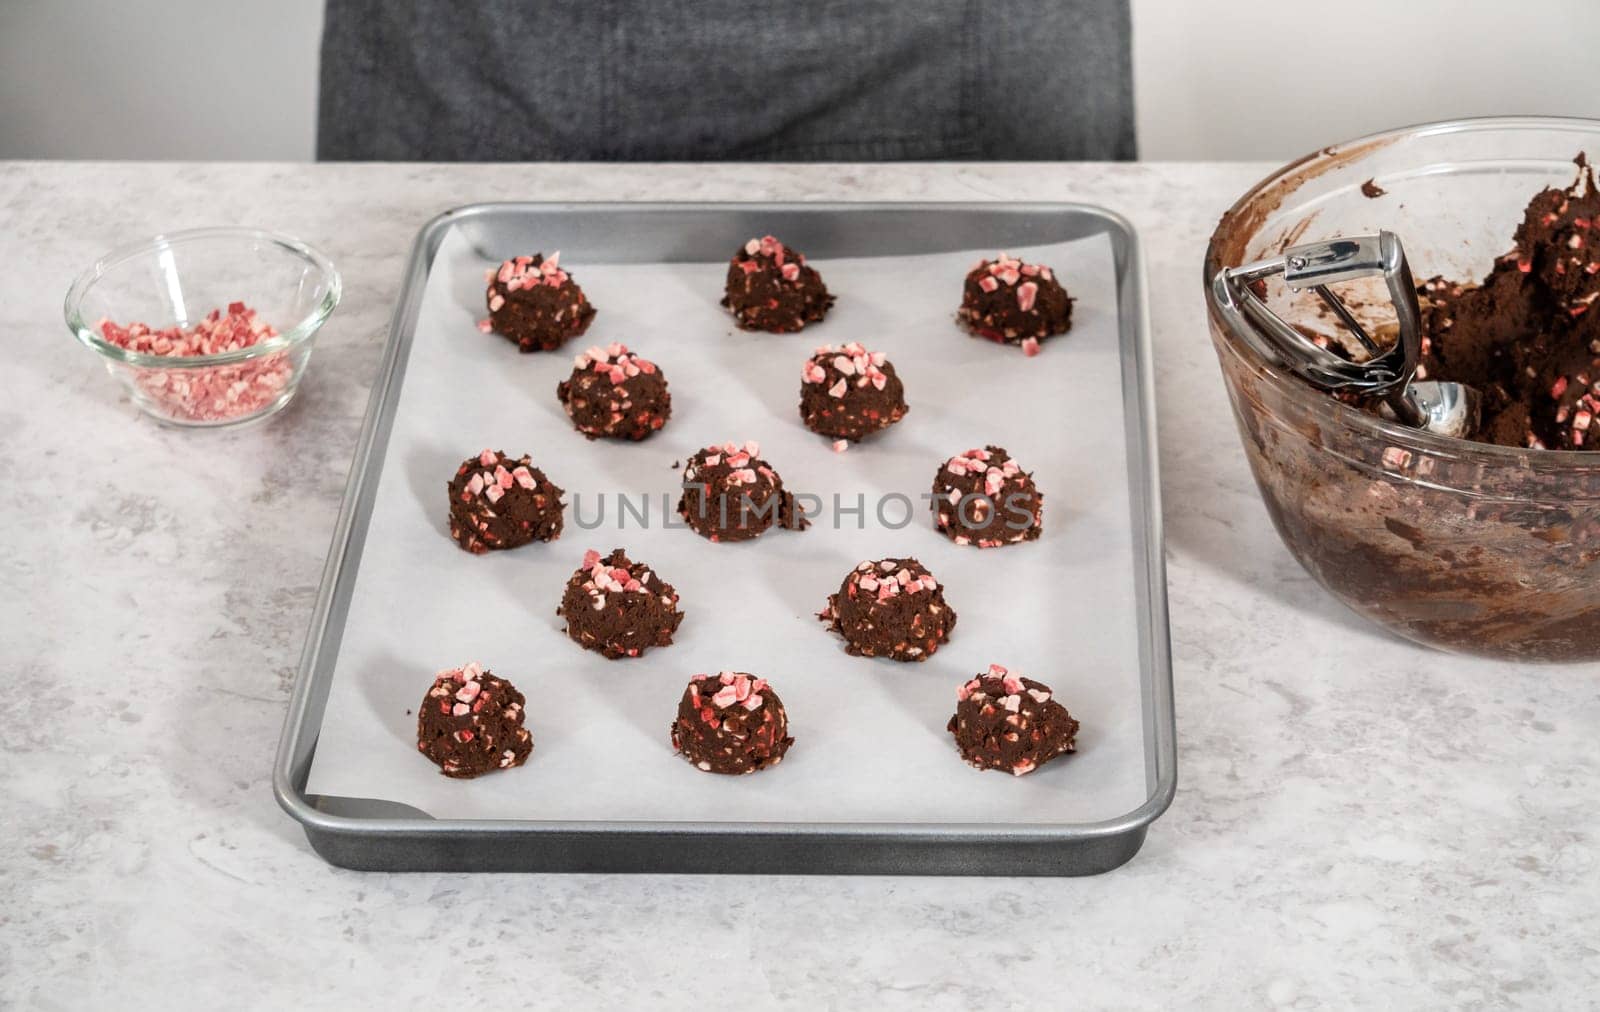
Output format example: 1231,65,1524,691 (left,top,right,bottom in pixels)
64,226,342,369
1203,113,1600,469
